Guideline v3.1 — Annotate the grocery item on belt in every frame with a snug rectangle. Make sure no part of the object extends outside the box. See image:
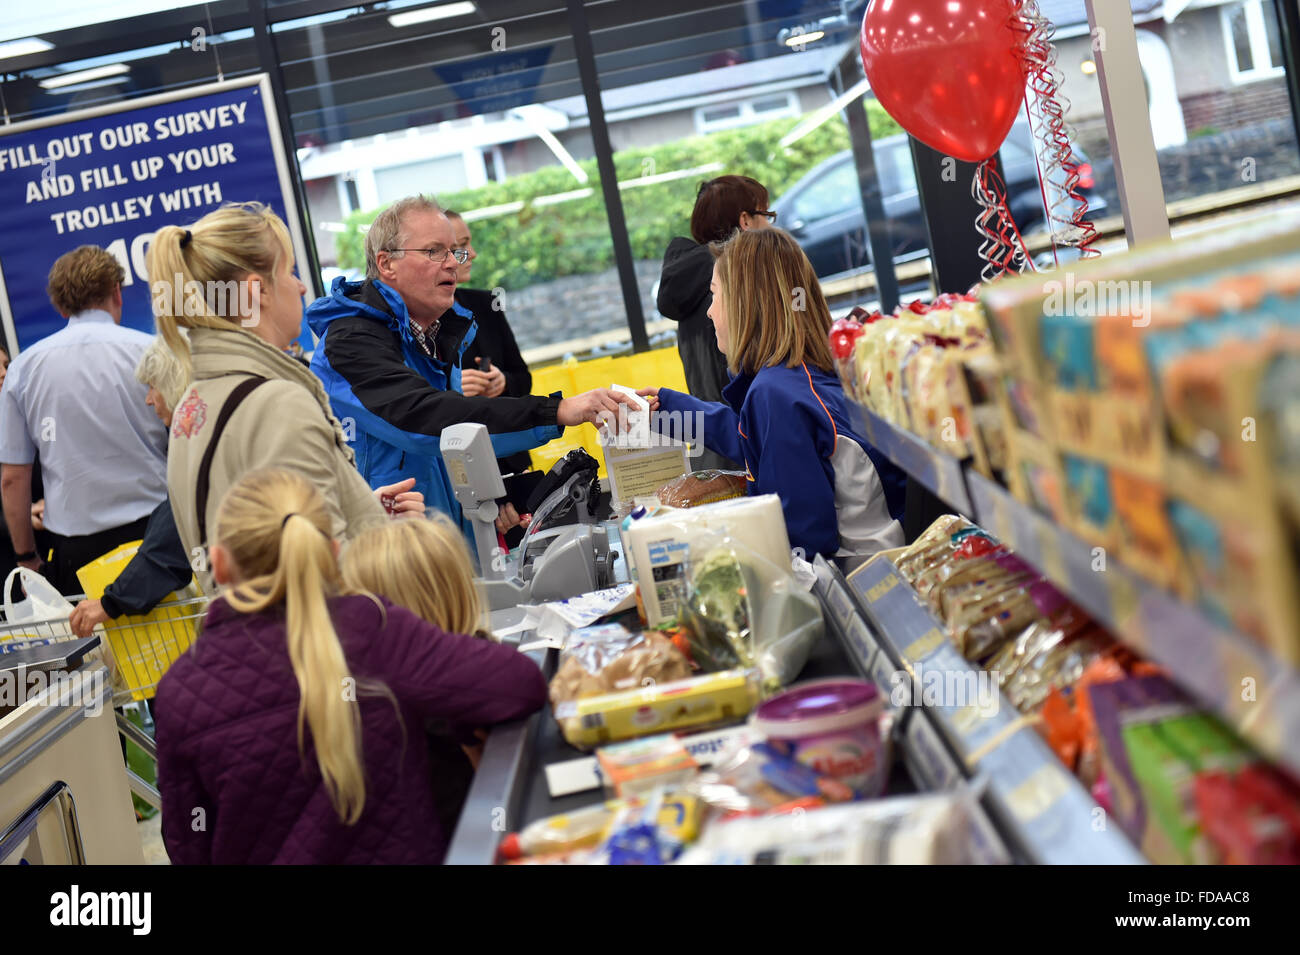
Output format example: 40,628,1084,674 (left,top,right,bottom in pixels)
548,623,692,708
681,547,756,673
621,494,791,627
676,791,982,865
498,790,702,861
655,469,748,508
553,668,761,749
752,679,889,798
596,734,699,798
688,736,855,817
